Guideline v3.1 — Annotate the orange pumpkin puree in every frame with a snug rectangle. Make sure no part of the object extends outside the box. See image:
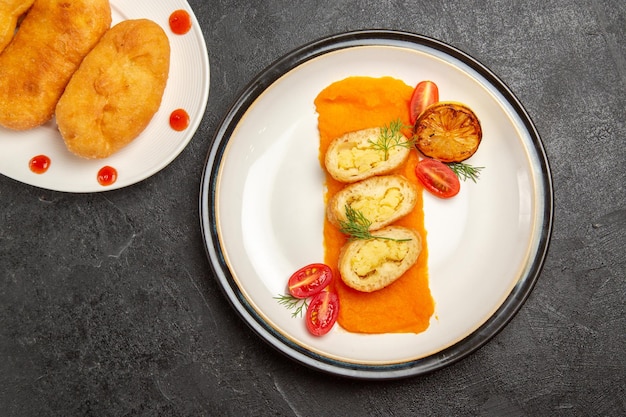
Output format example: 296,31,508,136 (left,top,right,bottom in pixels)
314,76,435,334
